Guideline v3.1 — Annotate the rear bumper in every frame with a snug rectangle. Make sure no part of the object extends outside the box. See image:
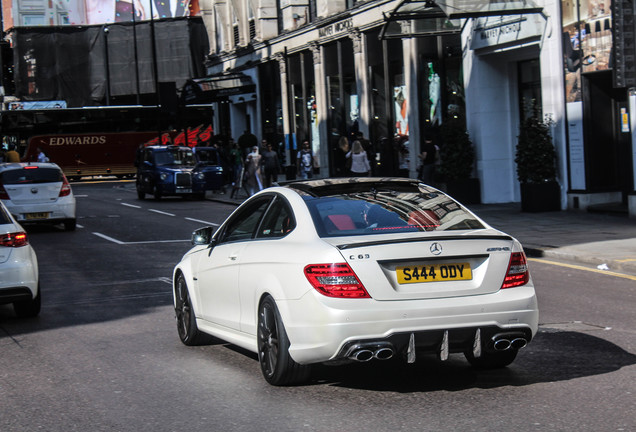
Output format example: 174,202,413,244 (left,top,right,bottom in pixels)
0,286,36,305
0,248,38,304
9,199,76,222
278,285,539,364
